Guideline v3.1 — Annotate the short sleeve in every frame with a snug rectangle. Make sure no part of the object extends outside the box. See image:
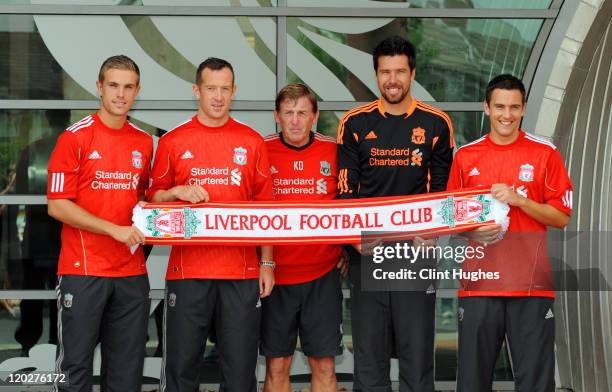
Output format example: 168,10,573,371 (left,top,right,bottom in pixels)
47,131,81,199
543,149,573,215
146,136,174,201
137,138,154,198
252,138,273,201
446,150,463,191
